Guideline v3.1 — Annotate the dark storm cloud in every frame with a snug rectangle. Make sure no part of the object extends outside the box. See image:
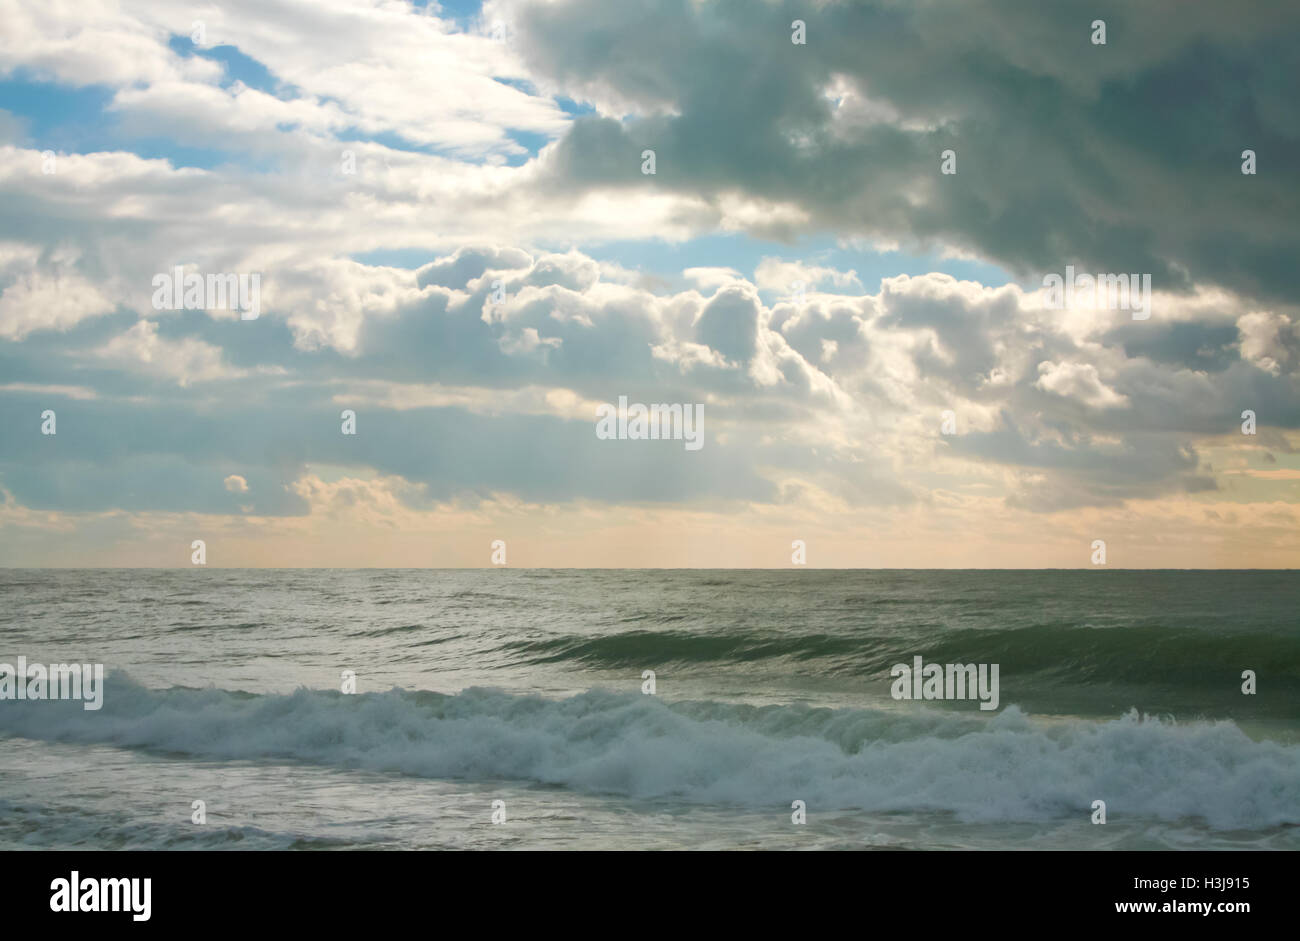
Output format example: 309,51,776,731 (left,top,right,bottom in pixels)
513,0,1300,303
